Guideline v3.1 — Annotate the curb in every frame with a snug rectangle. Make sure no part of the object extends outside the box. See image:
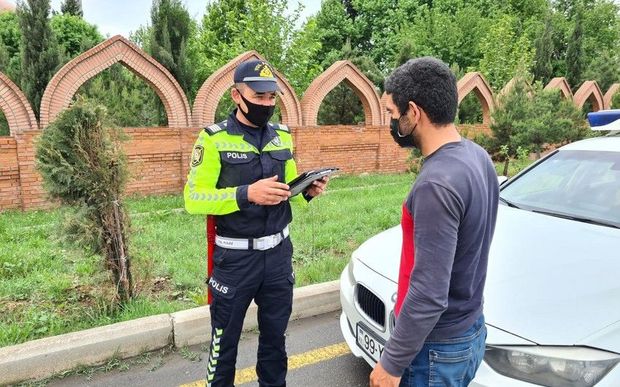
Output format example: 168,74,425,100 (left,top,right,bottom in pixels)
0,280,341,386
